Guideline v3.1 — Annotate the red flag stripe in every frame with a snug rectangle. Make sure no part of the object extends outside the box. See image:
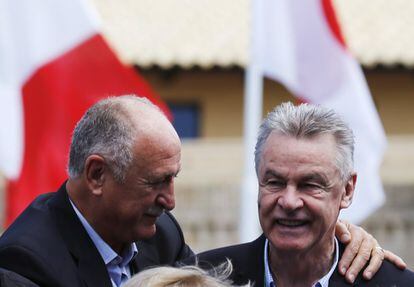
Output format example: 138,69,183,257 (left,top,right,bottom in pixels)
6,34,169,224
321,0,347,48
